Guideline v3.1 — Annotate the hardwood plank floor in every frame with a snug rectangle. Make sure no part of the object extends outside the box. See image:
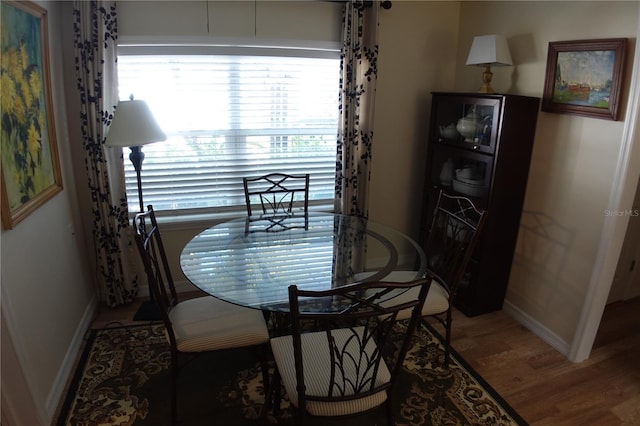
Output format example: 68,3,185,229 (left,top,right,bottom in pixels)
80,295,639,425
427,296,640,425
